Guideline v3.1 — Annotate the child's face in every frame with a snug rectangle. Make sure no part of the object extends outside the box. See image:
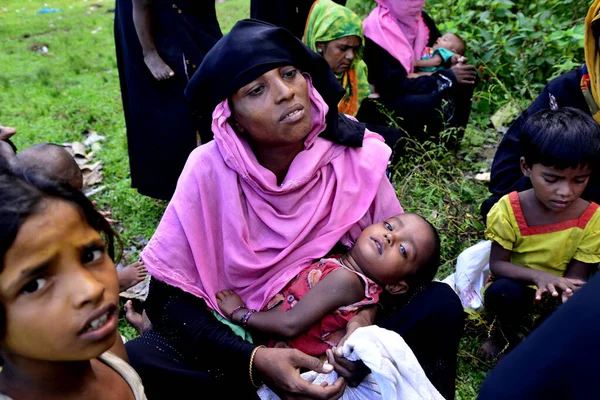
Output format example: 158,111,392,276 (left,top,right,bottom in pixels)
349,213,435,292
433,33,464,54
521,159,592,212
0,199,119,363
